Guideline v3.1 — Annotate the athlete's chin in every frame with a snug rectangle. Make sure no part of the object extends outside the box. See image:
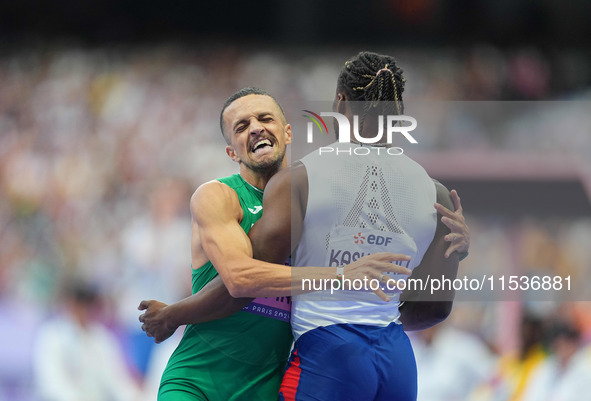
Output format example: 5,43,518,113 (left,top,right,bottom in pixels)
245,155,284,172
249,152,283,165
